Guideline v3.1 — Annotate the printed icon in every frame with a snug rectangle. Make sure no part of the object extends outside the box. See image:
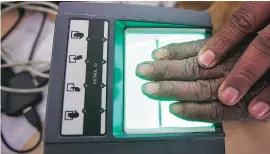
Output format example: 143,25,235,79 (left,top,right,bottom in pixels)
66,83,81,92
71,31,84,39
65,110,79,120
69,55,83,63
